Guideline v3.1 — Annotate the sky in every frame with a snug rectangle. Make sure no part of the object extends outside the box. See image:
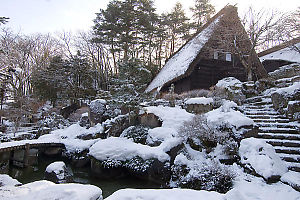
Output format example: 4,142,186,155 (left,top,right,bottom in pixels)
1,0,299,35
